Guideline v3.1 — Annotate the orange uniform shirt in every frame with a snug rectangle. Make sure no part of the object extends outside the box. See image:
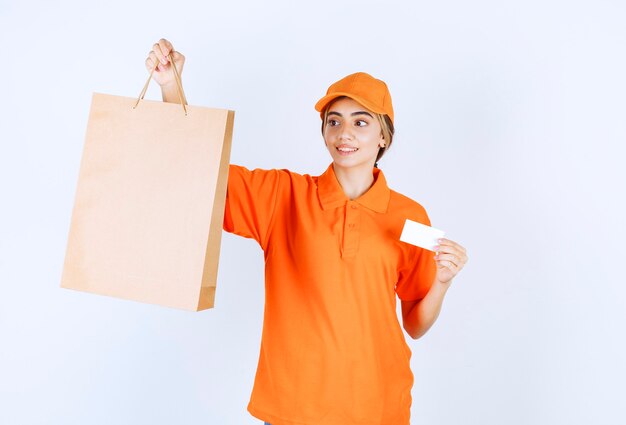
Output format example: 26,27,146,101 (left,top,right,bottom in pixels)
223,163,437,425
